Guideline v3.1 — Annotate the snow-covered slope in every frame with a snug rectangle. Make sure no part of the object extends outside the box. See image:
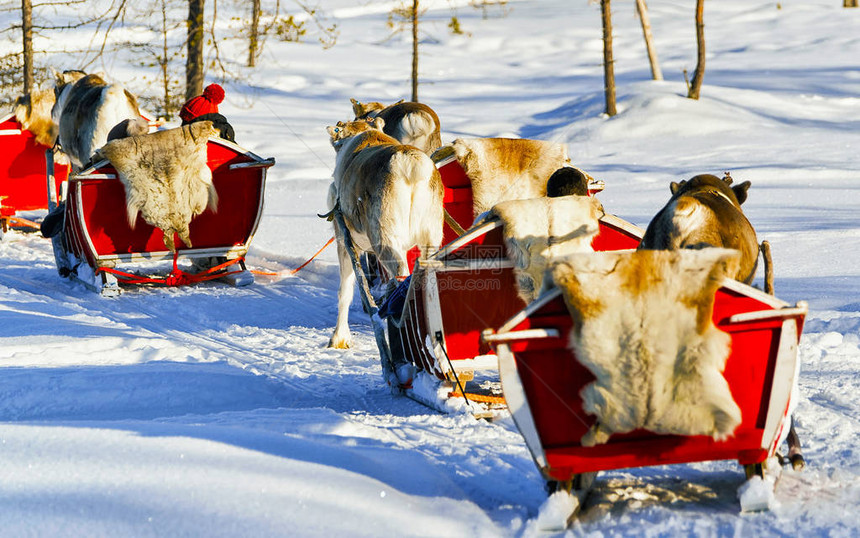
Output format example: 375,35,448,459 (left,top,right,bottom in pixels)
1,1,858,535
